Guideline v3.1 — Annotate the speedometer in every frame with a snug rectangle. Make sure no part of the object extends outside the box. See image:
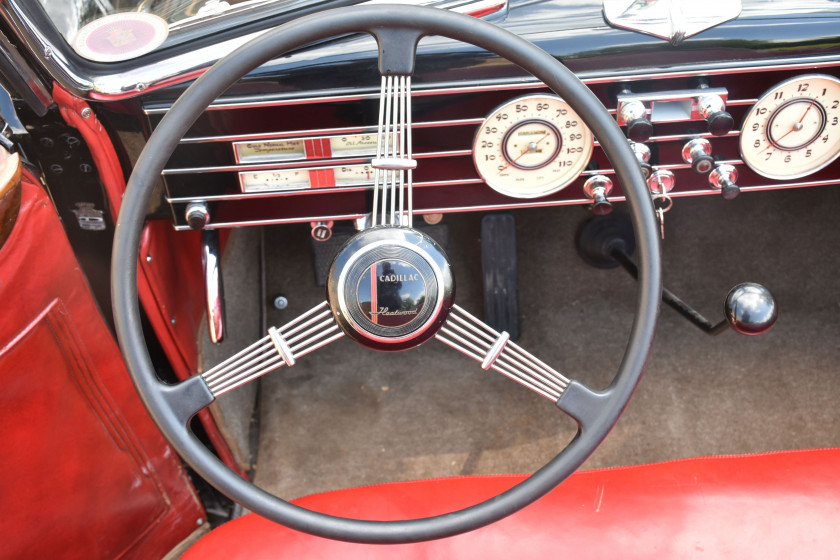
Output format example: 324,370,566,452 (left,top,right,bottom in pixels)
473,94,593,198
739,74,840,180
